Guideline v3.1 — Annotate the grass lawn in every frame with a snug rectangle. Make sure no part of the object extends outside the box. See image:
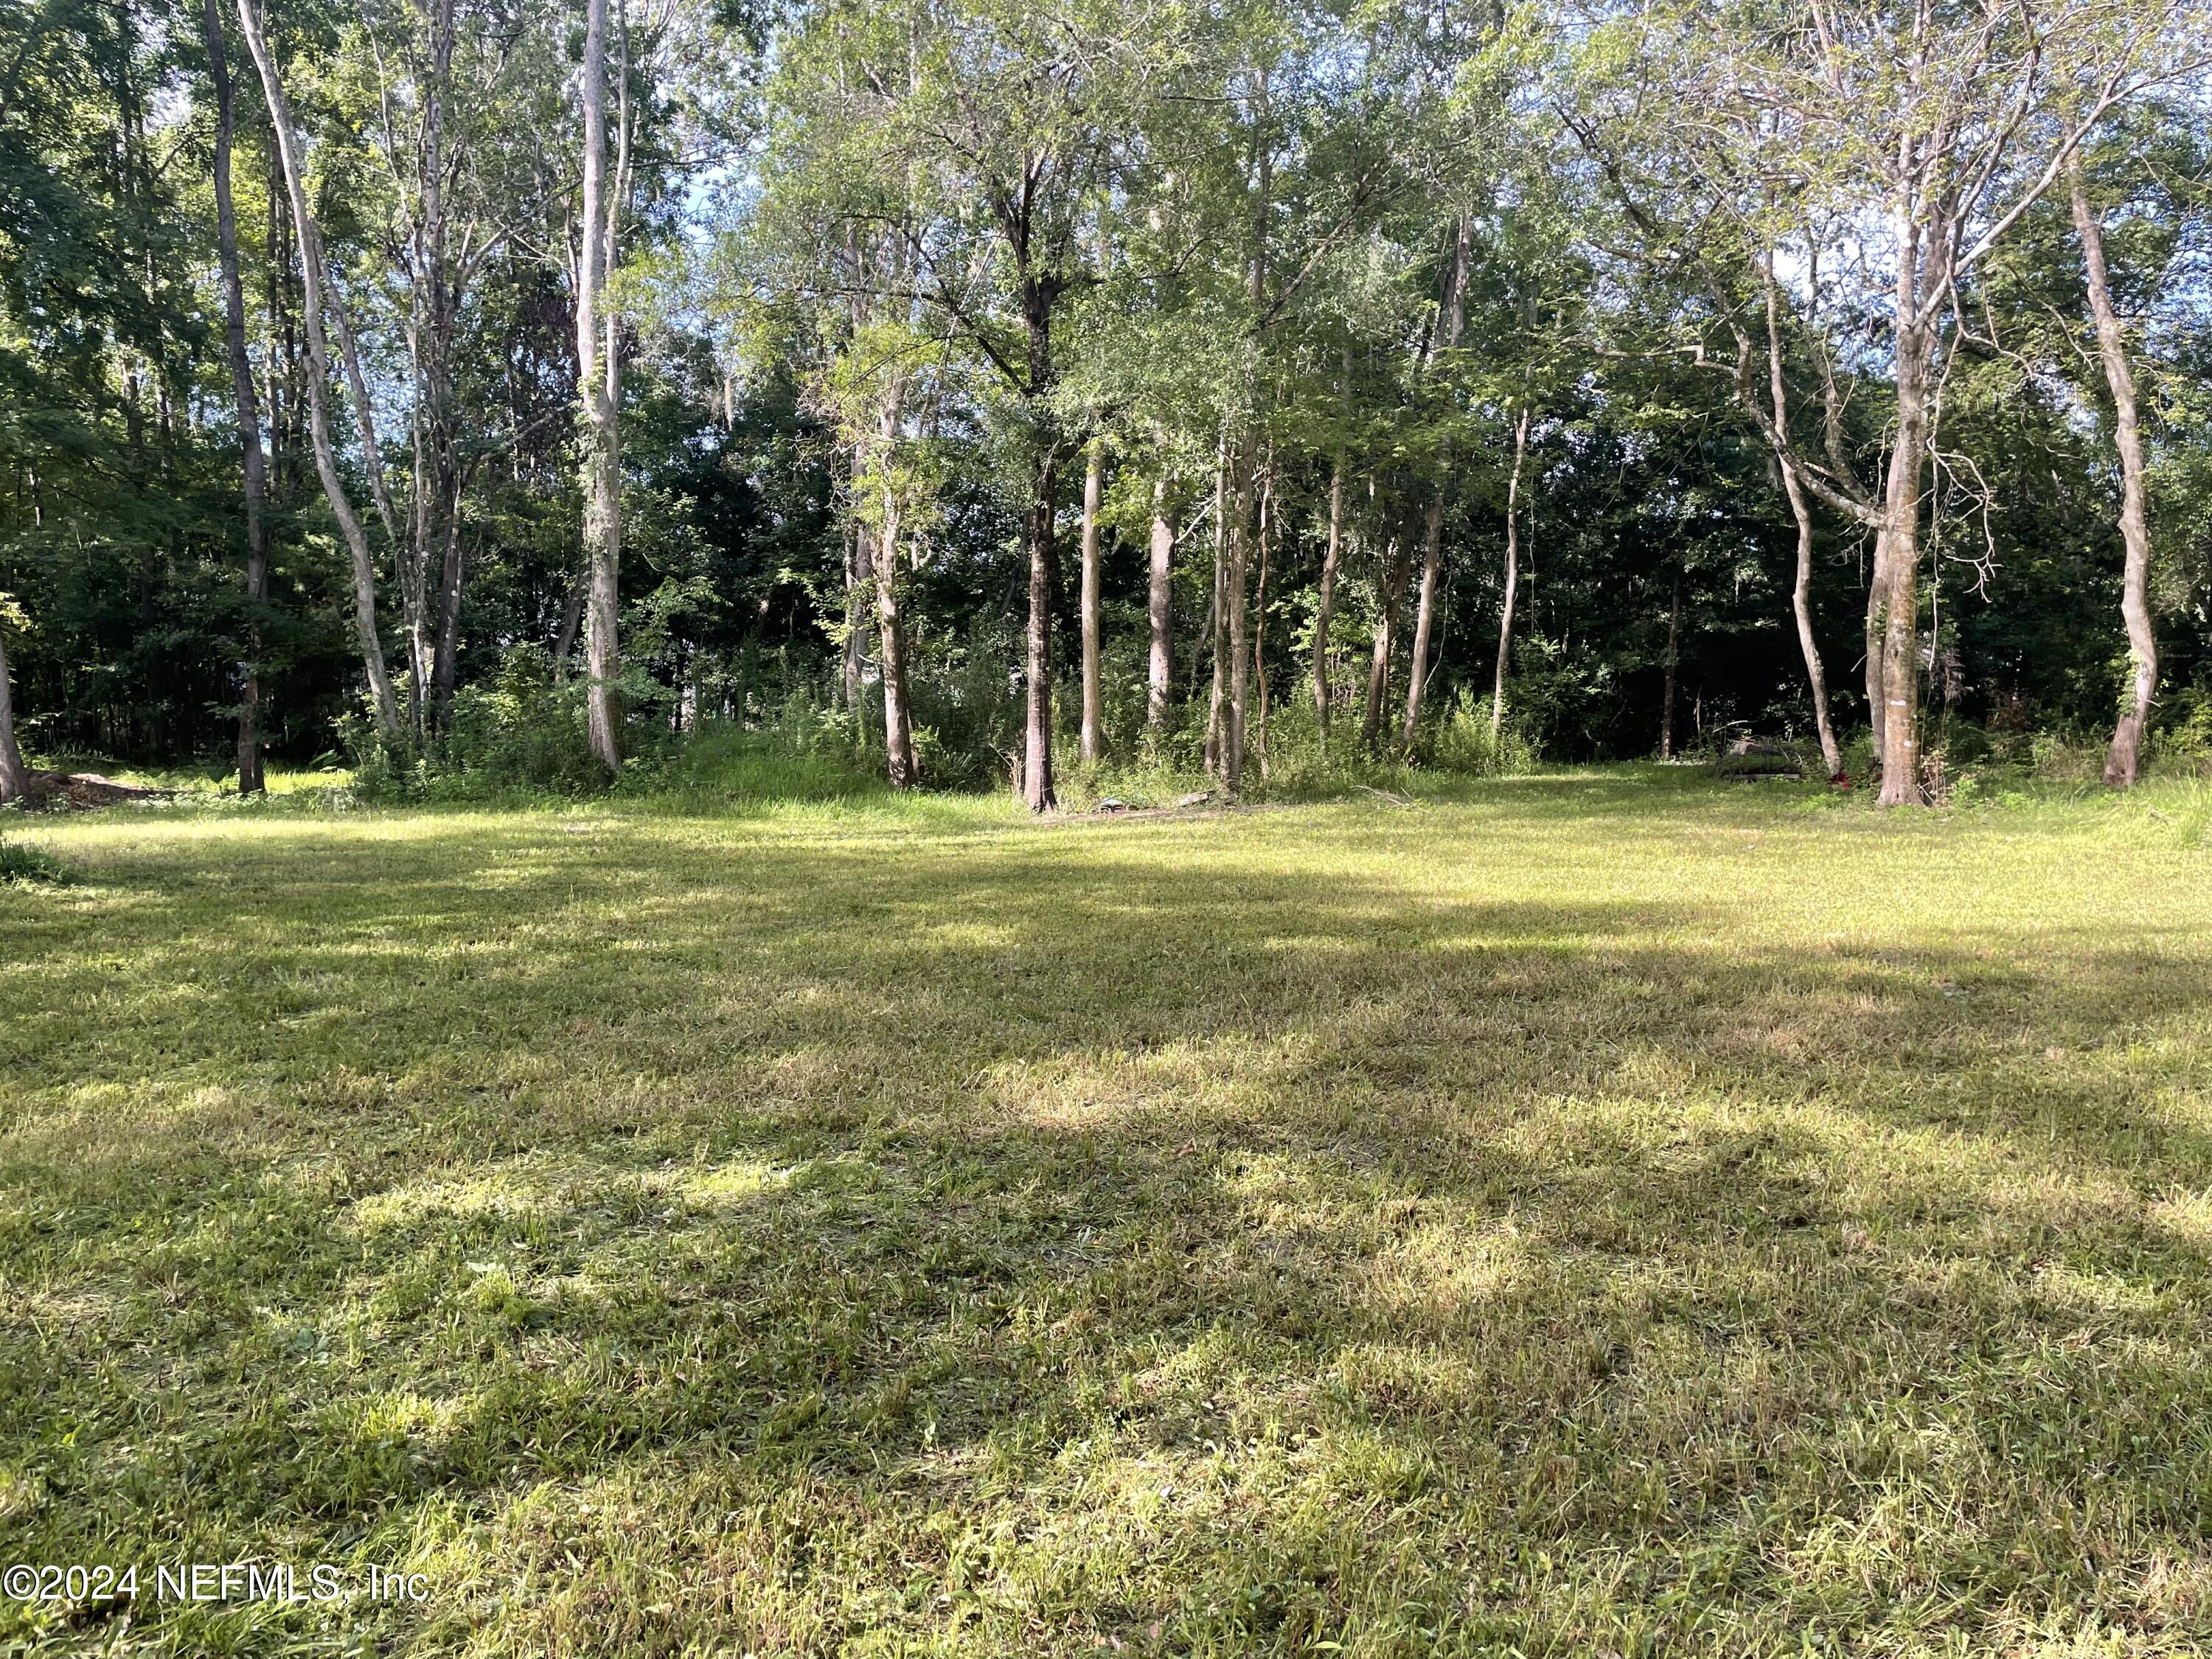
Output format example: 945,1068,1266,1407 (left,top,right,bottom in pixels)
4,770,2211,1656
